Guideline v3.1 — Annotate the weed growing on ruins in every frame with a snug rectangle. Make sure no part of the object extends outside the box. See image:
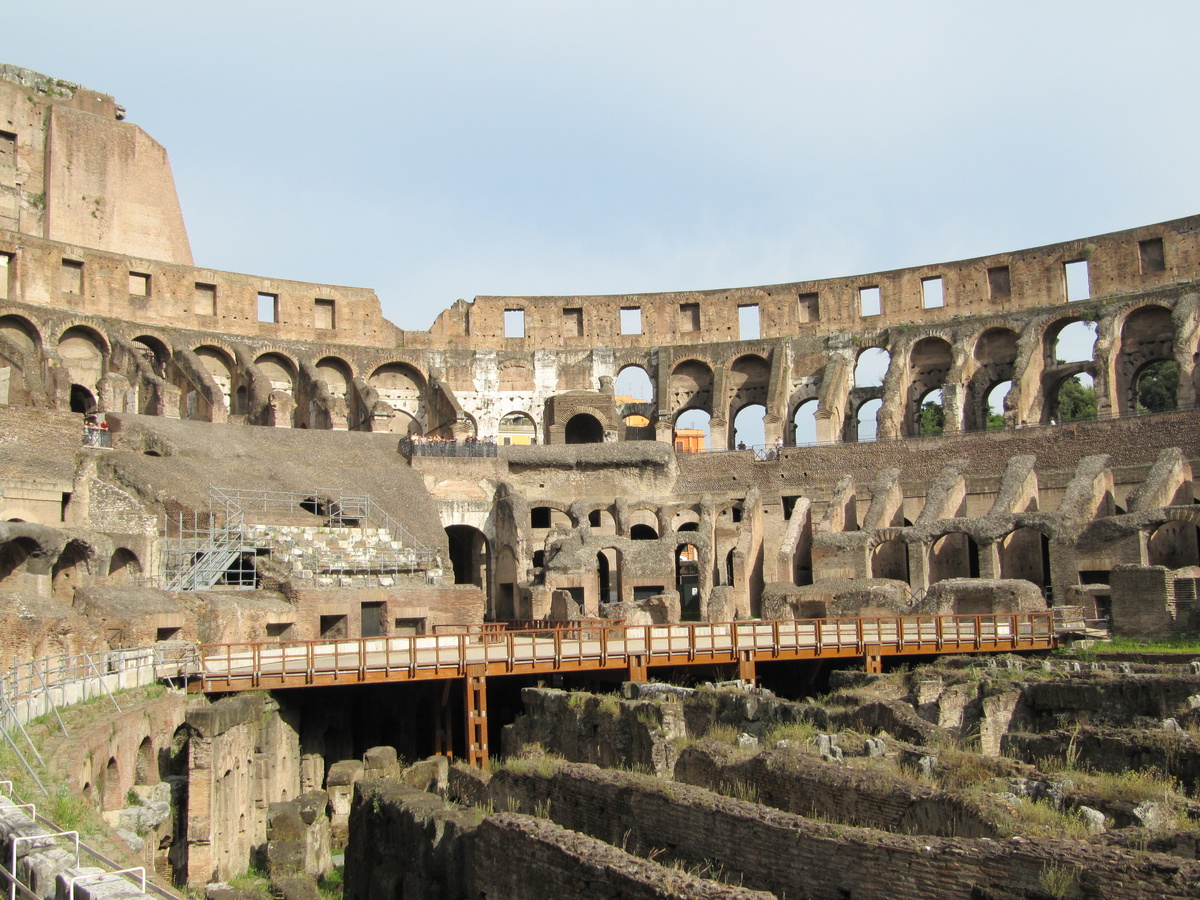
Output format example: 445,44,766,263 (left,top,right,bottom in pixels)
1003,798,1091,841
597,695,621,717
702,723,739,745
533,798,552,819
721,779,759,804
1039,862,1079,900
762,721,819,747
317,865,344,900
